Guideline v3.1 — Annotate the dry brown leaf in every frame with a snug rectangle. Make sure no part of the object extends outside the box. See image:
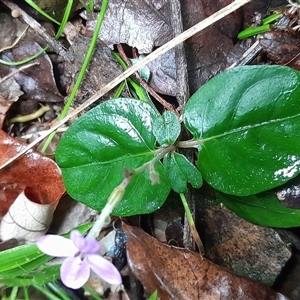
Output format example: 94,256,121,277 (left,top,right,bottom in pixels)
84,0,173,54
123,223,289,300
0,130,65,240
0,40,63,103
0,77,23,127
